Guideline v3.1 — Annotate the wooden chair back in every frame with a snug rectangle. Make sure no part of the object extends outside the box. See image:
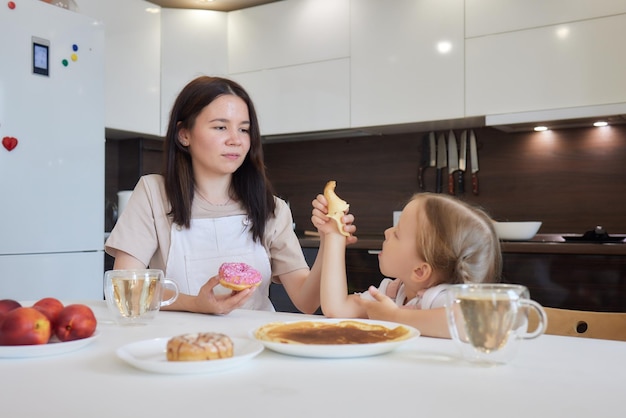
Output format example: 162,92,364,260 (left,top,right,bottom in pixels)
528,307,626,341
